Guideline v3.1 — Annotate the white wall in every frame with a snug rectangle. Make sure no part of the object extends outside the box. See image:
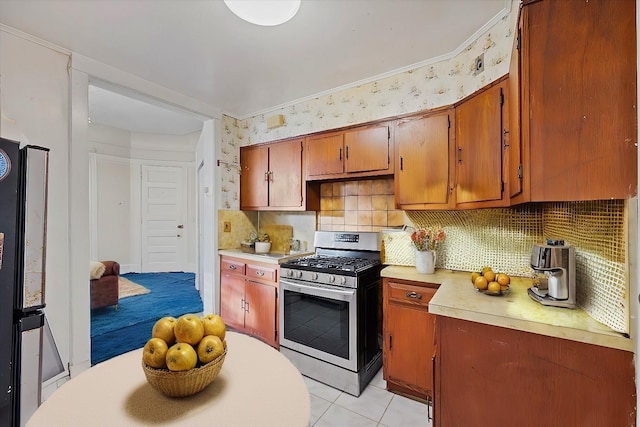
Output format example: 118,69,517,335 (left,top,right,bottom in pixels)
0,29,77,389
95,156,131,264
196,119,218,314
